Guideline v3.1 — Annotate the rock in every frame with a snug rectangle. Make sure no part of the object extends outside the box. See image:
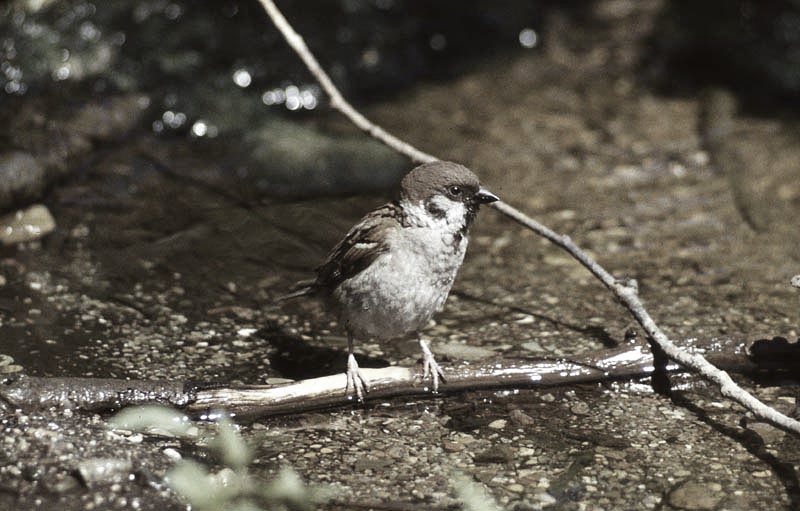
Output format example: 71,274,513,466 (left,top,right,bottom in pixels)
474,445,514,465
0,204,56,245
668,480,724,510
508,409,536,426
488,419,507,430
76,458,133,488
